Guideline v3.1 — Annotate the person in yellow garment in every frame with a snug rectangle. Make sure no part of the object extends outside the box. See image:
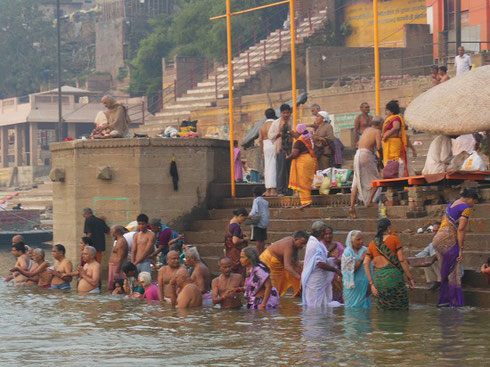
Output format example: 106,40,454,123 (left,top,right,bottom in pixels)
287,124,318,209
259,231,309,296
382,100,409,178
